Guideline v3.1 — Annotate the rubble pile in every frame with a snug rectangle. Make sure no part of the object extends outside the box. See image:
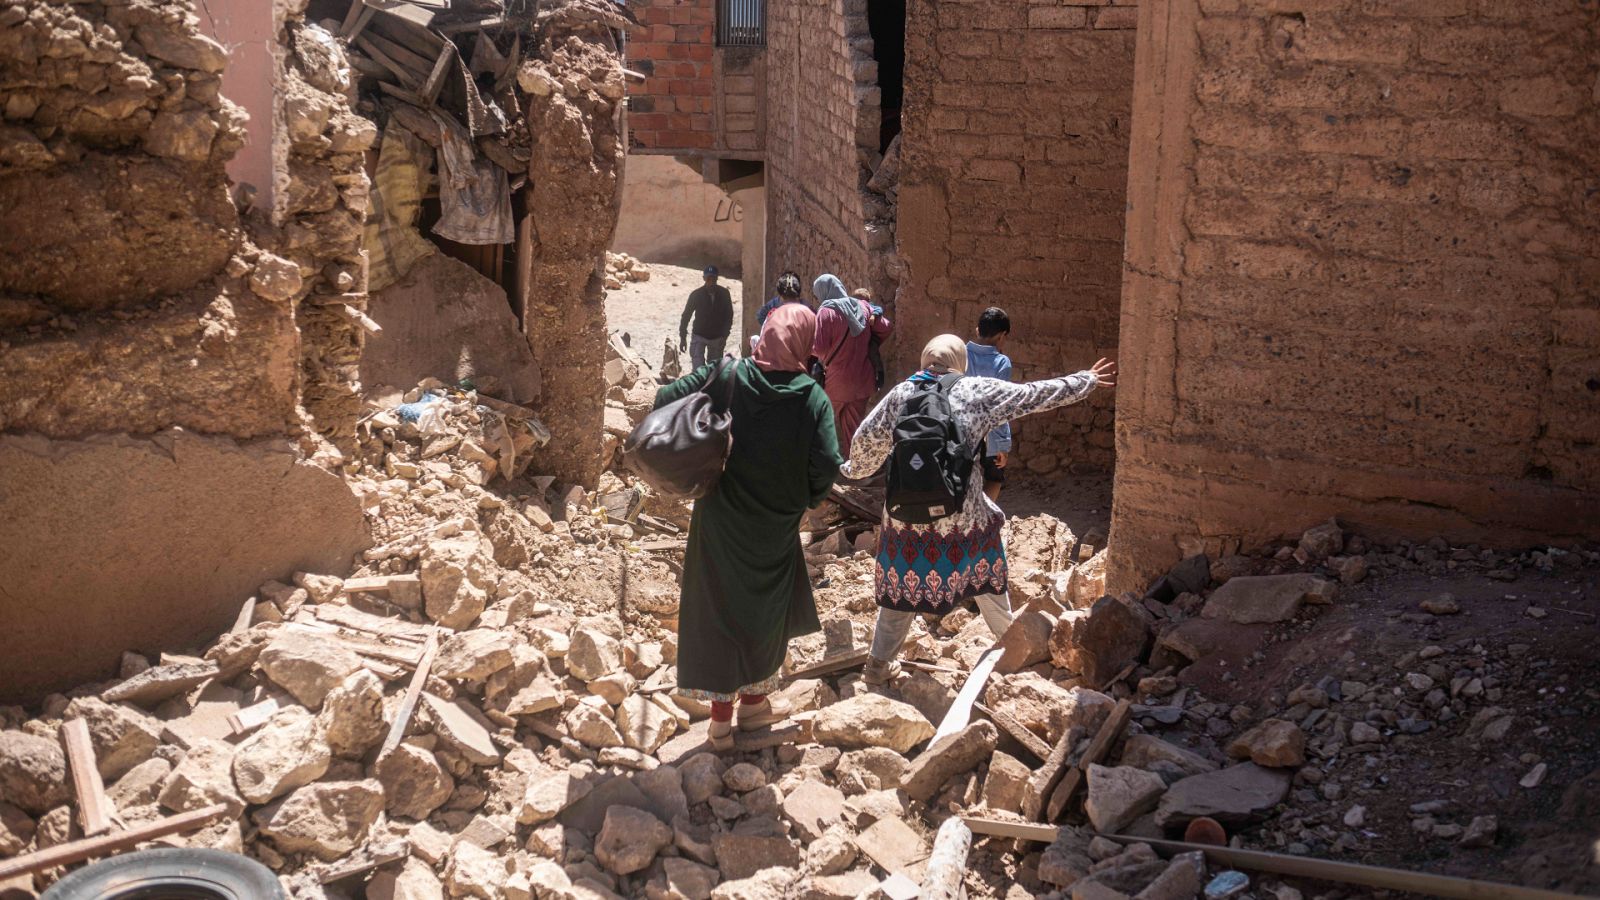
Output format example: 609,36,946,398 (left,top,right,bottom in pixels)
1,392,1596,900
604,253,651,291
